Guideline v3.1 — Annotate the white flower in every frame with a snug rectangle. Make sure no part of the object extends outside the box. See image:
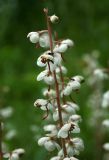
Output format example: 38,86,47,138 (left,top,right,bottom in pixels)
9,153,19,160
12,148,25,155
69,115,82,123
44,74,54,85
102,119,109,127
72,138,84,151
37,53,54,67
62,39,74,47
43,89,56,98
58,122,80,138
27,32,39,43
37,70,48,81
103,143,109,151
39,33,50,48
37,70,54,85
38,137,60,151
58,123,71,138
66,102,79,112
0,106,13,118
44,124,58,136
71,75,84,83
102,91,109,108
62,81,81,96
94,69,108,80
50,15,59,23
8,148,25,160
44,141,56,151
38,137,50,146
54,44,68,53
34,99,50,110
50,156,61,160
